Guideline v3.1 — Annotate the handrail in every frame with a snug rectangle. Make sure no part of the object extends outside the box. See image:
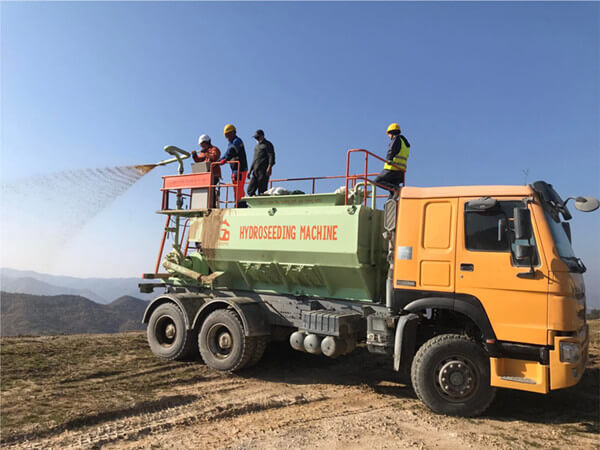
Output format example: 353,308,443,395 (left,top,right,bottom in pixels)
154,214,171,273
179,218,191,250
208,160,240,208
345,148,405,205
352,180,377,209
268,173,379,194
